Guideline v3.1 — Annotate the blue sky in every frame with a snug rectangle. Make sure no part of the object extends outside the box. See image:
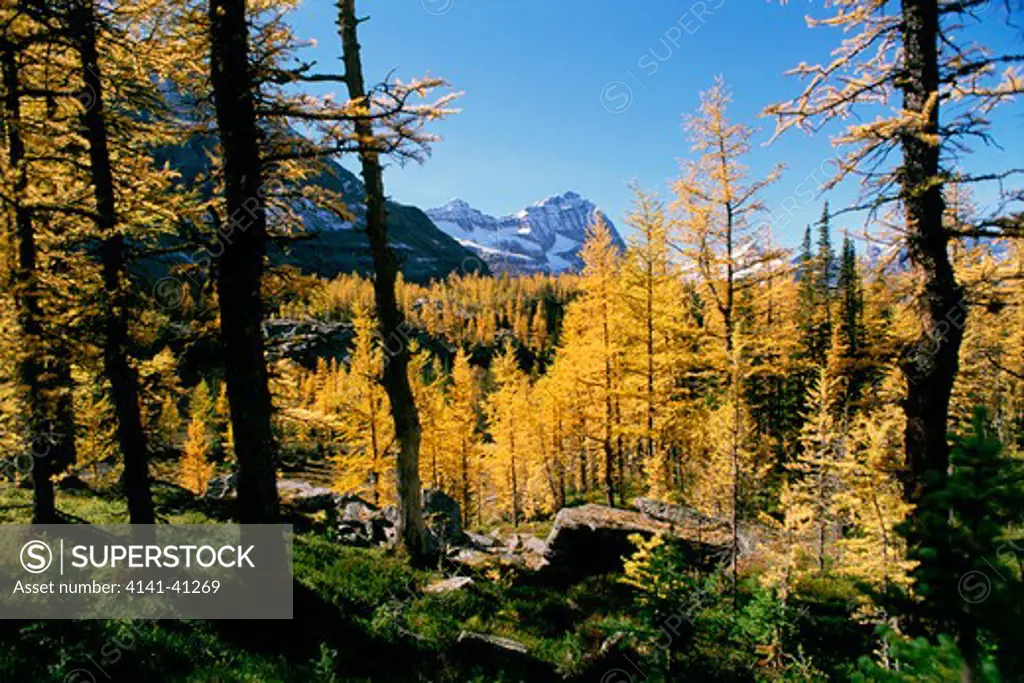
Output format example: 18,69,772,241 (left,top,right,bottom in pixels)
290,0,1023,247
